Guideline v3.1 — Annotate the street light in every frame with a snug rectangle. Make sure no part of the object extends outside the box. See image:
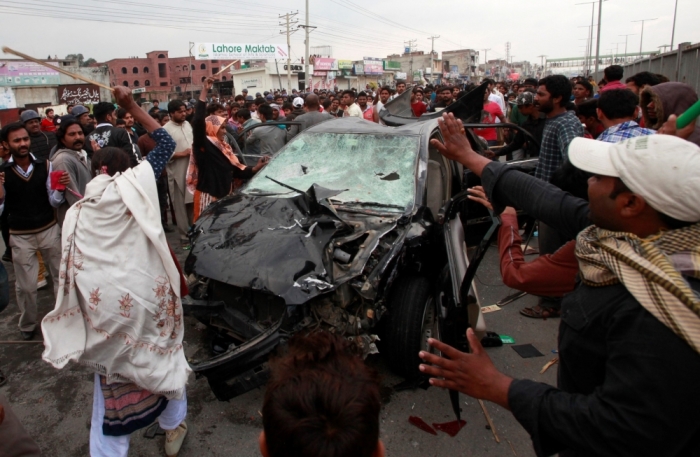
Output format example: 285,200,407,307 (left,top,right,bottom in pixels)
619,33,636,59
575,1,606,76
632,18,658,56
612,42,625,63
671,0,679,49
